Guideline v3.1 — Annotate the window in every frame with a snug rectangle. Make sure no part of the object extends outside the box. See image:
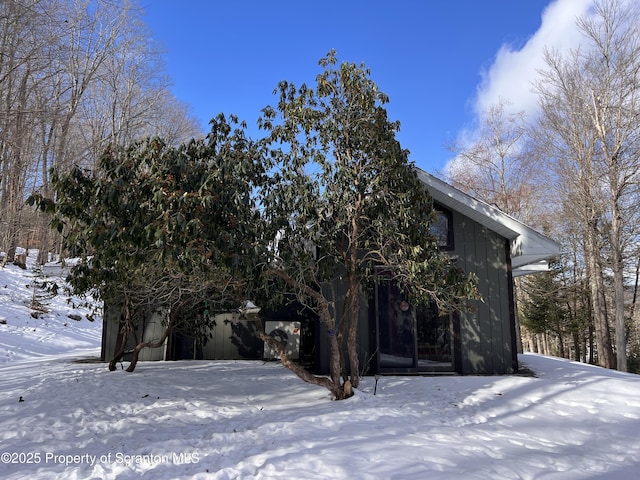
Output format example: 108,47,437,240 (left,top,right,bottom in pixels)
430,206,453,250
